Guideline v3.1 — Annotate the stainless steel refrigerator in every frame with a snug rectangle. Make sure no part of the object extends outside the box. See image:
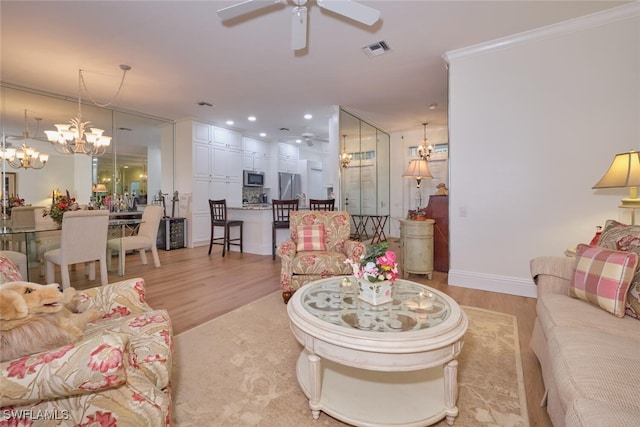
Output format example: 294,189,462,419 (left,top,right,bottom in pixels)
278,172,302,200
